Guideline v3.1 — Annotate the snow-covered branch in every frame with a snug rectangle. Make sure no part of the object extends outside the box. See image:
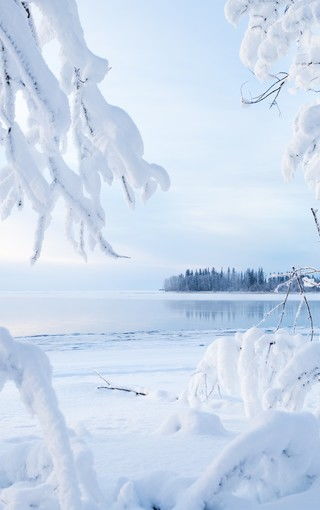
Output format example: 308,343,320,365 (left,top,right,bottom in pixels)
225,0,320,196
0,0,169,261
